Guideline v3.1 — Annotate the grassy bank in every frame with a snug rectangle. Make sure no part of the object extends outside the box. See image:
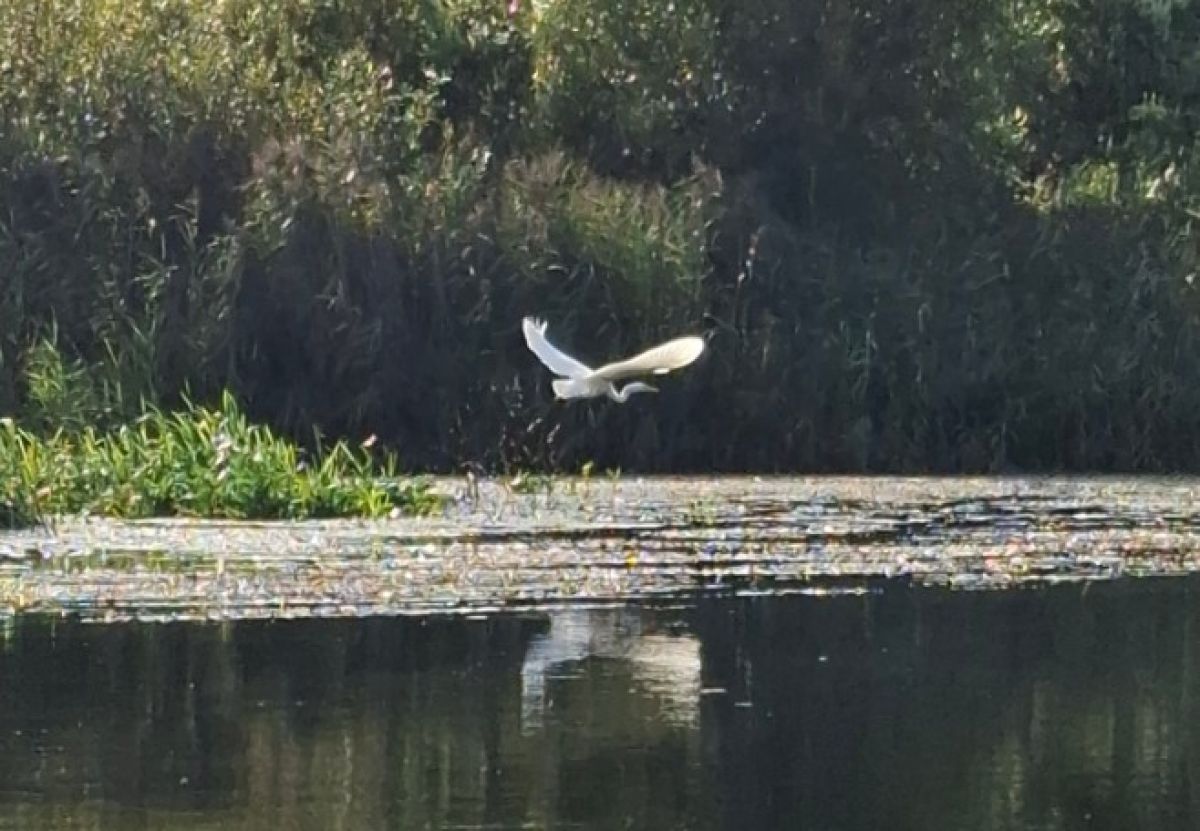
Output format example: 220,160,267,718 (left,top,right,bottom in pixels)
3,0,1200,474
1,392,438,528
